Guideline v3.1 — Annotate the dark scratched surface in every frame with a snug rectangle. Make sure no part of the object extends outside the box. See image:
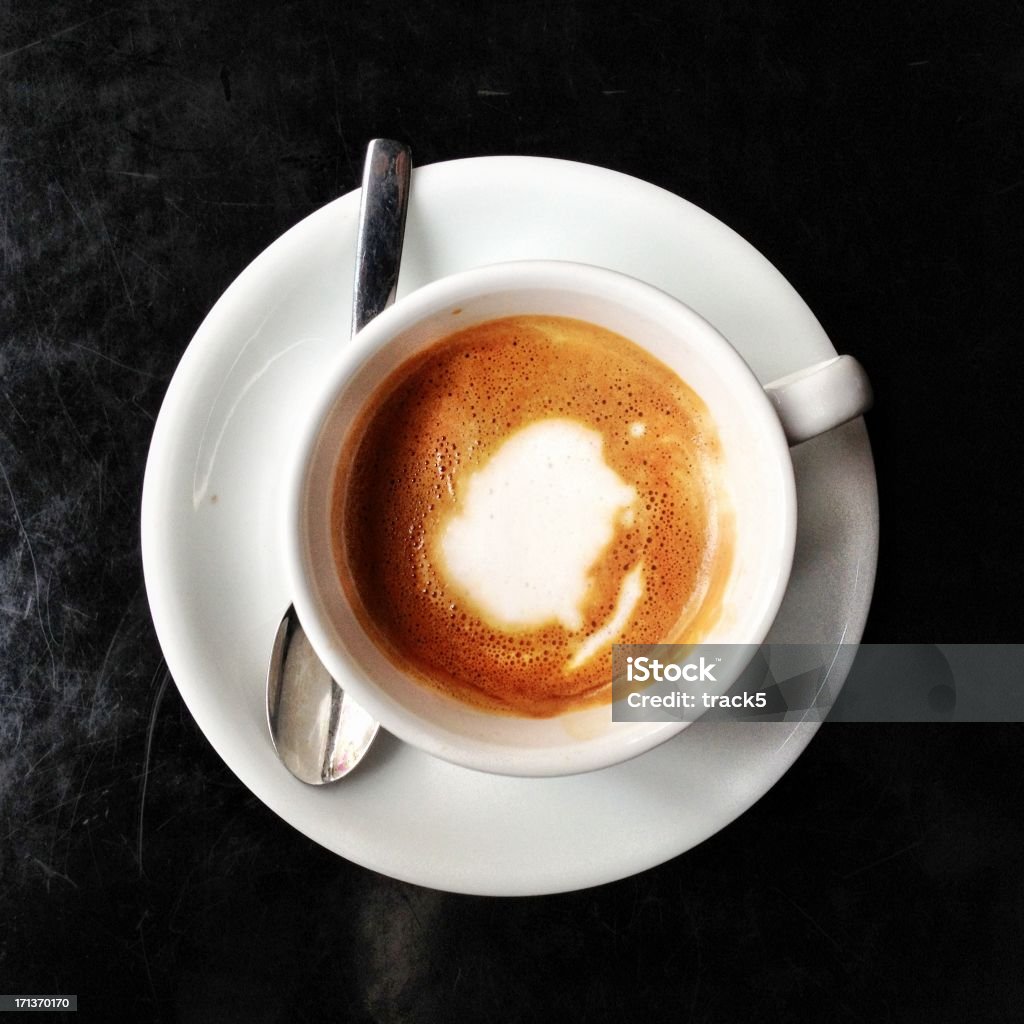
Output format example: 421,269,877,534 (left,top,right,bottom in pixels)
3,2,1024,1020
